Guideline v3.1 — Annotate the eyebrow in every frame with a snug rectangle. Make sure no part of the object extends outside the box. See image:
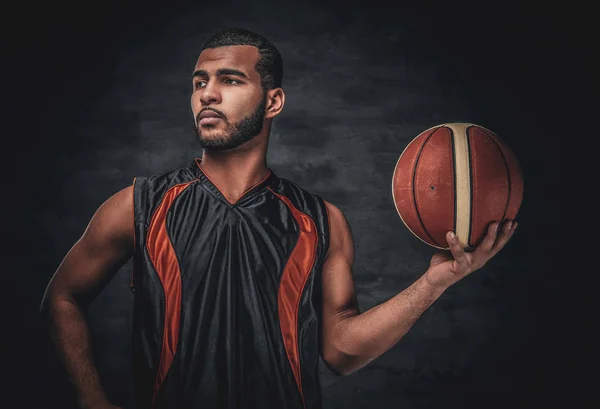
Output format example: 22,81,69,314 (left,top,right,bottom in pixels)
192,68,249,79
